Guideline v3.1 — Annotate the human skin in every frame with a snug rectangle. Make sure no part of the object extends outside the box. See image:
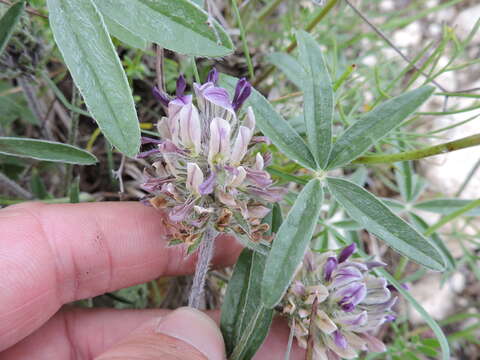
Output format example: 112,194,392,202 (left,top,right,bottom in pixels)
0,202,304,359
